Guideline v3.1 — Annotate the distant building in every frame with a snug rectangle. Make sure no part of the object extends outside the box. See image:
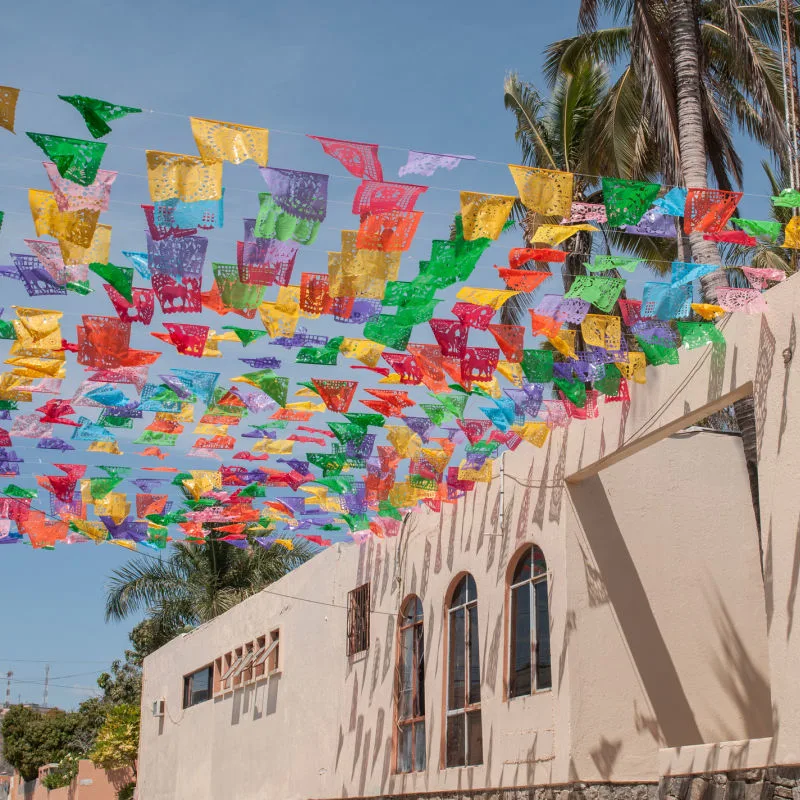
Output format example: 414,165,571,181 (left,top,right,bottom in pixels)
137,277,800,800
8,760,133,800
